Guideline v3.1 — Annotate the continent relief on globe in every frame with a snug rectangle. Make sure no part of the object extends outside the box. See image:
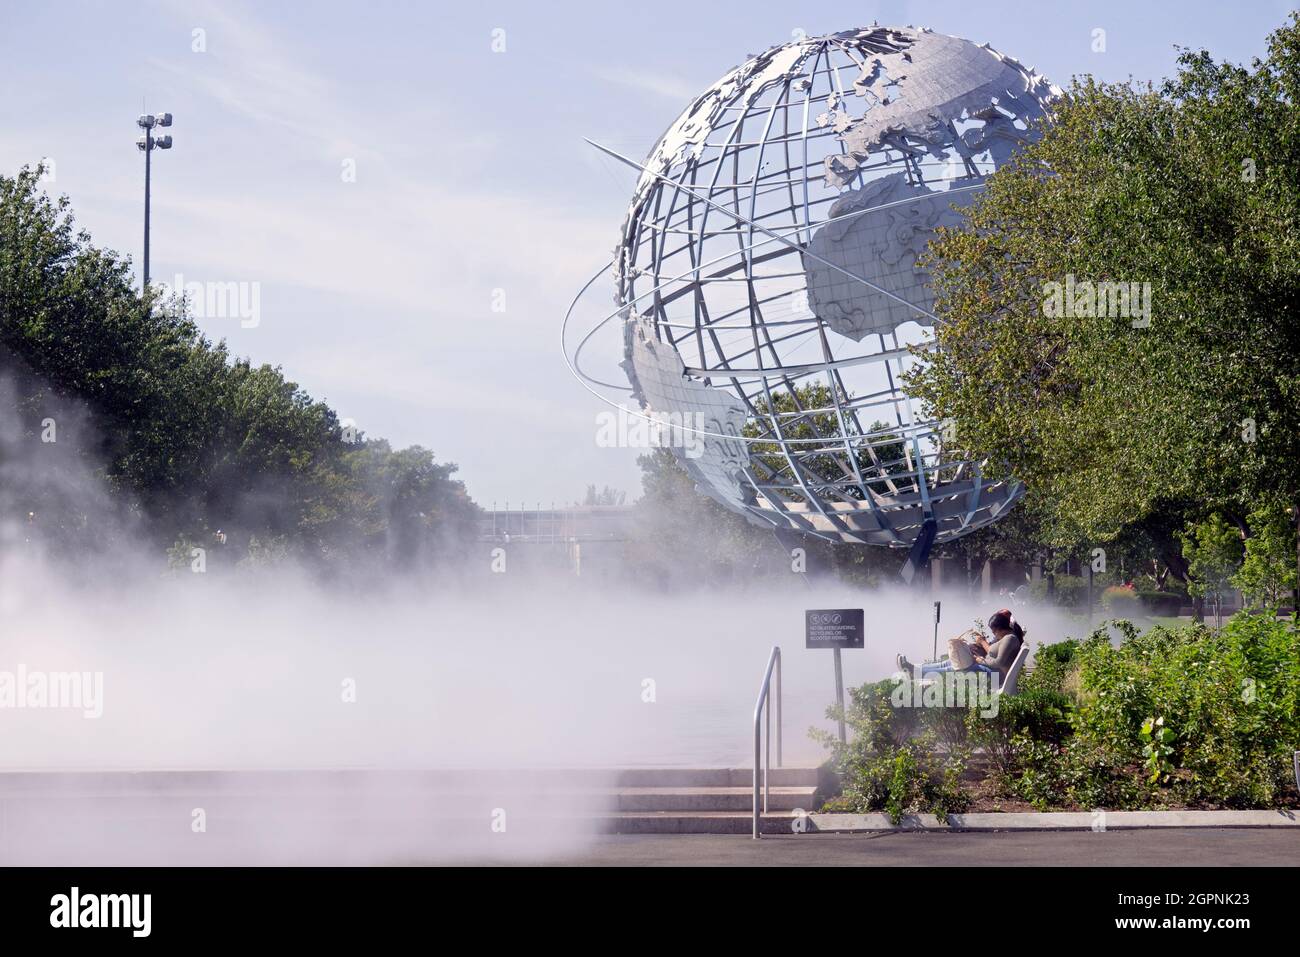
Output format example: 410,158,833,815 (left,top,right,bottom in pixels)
620,317,753,514
804,172,981,341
